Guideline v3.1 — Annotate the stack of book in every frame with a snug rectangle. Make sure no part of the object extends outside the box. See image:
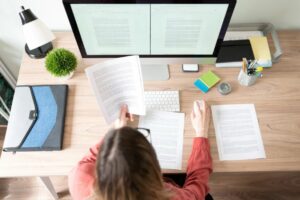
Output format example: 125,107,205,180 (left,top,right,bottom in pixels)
216,36,272,68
